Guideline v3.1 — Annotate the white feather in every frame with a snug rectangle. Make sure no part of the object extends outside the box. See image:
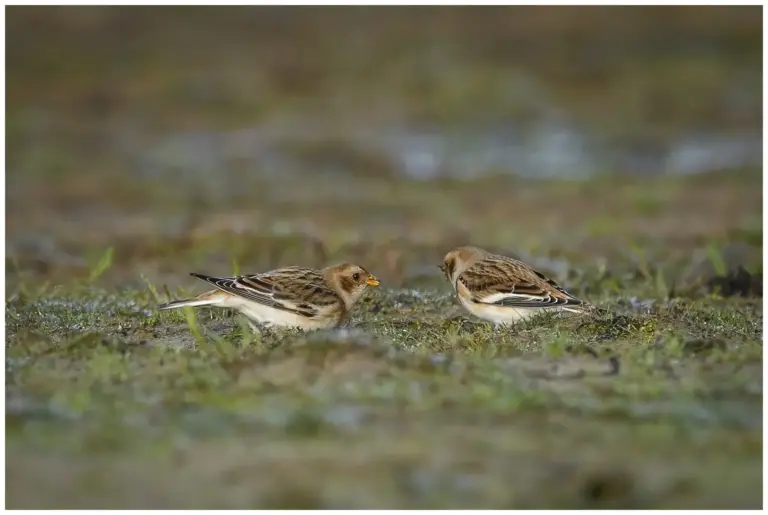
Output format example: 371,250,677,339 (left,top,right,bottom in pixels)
478,291,546,304
156,298,221,310
454,280,579,326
